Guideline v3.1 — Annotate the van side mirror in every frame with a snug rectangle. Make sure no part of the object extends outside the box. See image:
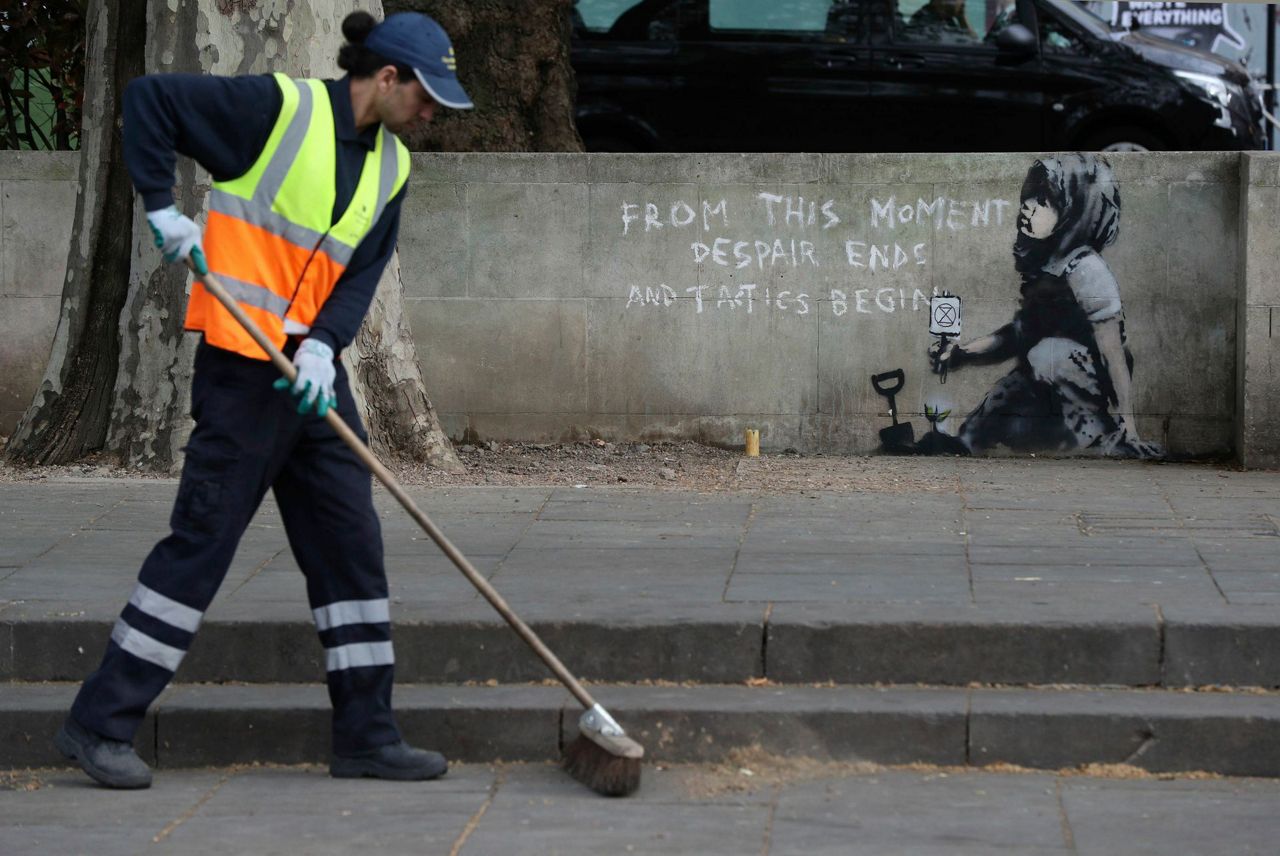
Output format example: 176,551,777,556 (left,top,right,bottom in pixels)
996,23,1037,56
